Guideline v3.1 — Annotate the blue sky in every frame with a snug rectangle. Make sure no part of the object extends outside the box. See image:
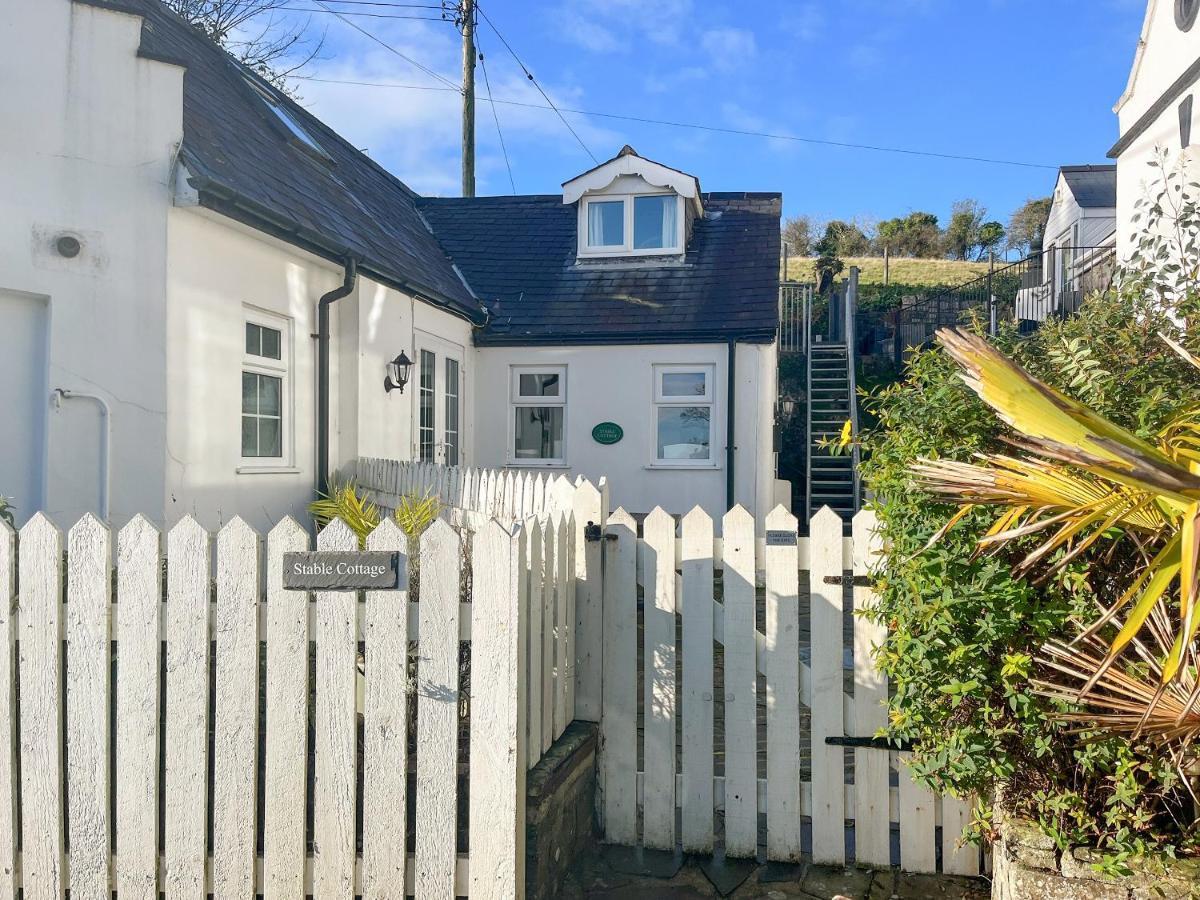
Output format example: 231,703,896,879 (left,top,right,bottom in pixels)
286,0,1145,234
